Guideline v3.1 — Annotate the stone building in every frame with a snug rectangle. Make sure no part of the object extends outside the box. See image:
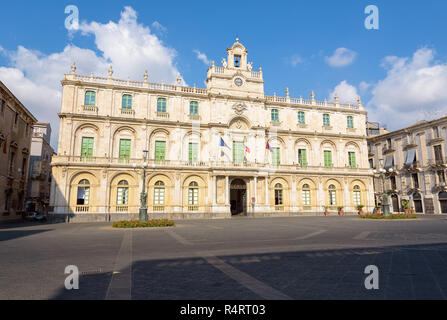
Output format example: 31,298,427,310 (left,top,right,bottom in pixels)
26,123,55,213
0,81,37,222
368,116,447,214
50,39,374,222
